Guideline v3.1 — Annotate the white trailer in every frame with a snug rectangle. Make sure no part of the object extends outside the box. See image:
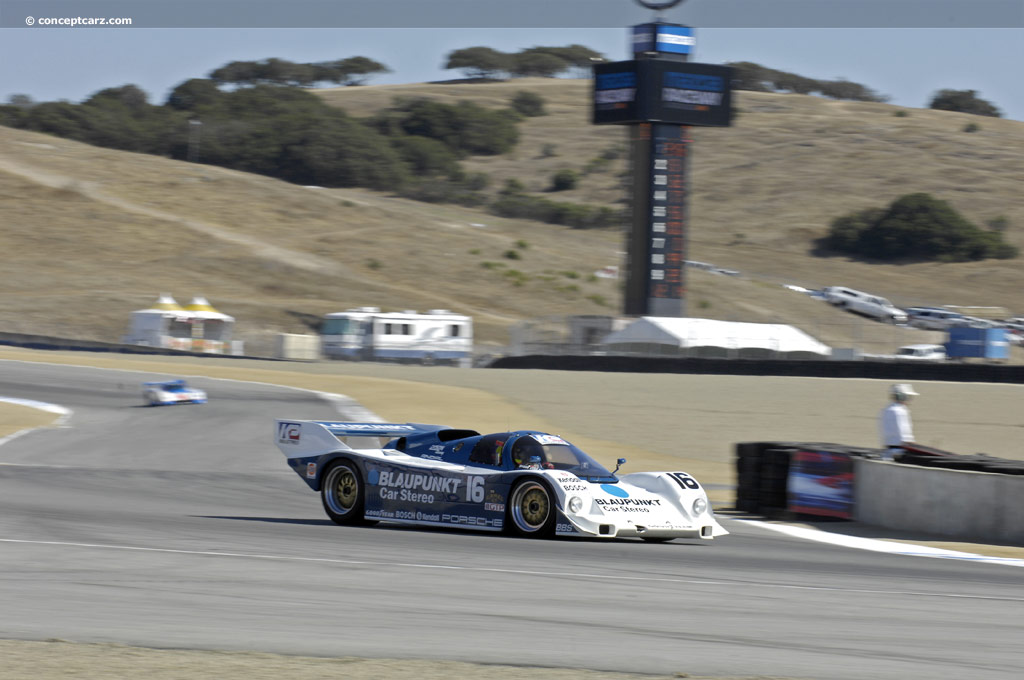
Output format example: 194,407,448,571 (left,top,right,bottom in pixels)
321,307,473,365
